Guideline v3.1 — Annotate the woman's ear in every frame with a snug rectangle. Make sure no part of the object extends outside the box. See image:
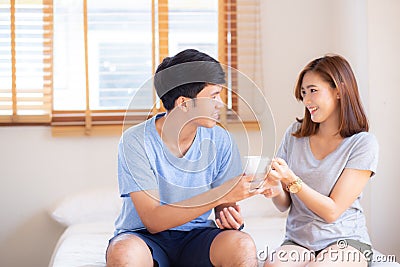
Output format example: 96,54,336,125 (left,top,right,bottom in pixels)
336,86,342,99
